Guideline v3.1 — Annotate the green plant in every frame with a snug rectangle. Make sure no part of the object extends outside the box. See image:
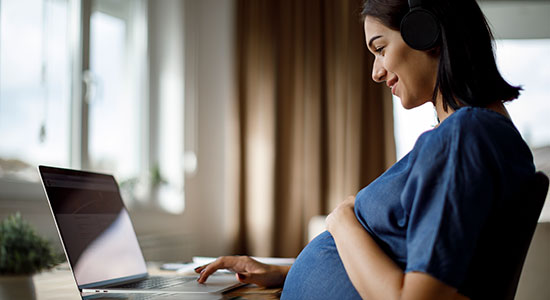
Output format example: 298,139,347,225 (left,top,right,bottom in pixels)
0,213,62,275
150,164,167,187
